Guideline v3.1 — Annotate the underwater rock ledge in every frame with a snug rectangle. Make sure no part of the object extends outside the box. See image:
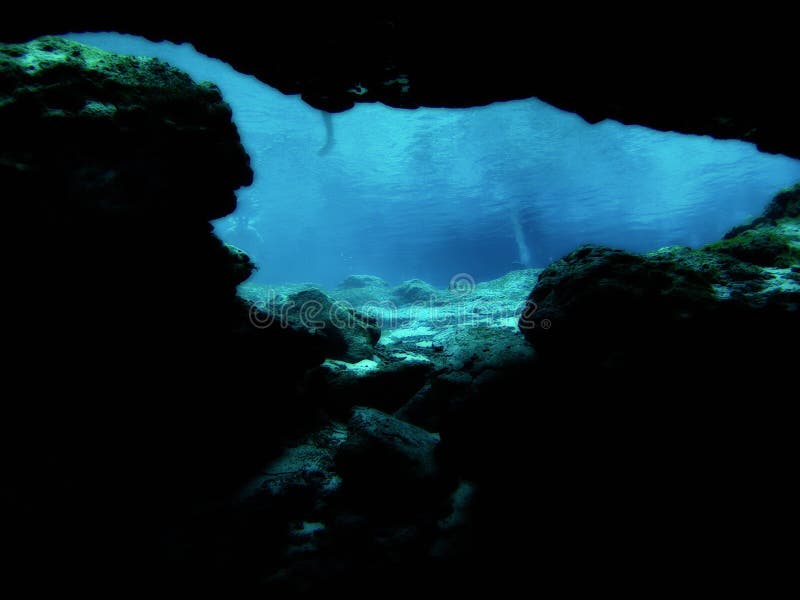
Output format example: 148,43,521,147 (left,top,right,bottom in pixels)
519,183,800,383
